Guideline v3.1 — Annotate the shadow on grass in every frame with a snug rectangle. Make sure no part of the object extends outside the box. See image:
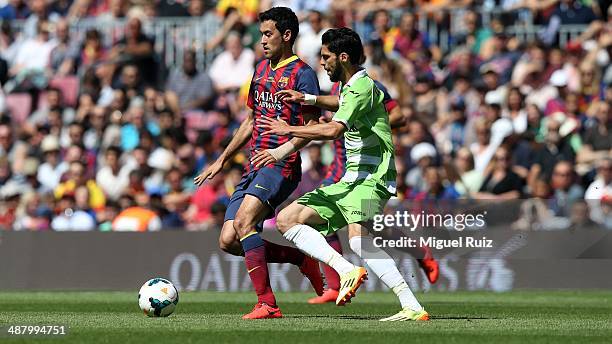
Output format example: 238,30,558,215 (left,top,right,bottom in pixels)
286,314,496,321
